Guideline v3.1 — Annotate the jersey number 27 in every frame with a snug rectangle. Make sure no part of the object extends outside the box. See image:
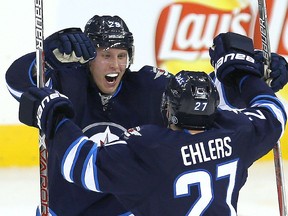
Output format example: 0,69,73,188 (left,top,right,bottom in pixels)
174,159,238,215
